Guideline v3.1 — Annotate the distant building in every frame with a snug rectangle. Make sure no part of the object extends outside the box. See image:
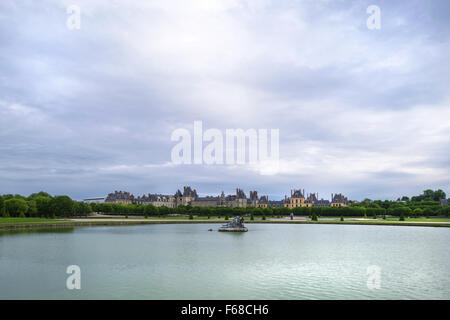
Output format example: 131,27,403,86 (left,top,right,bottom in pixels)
287,189,306,208
268,200,284,208
102,187,348,209
105,190,134,204
284,189,334,208
258,195,269,208
83,197,105,204
135,194,175,208
330,193,349,207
